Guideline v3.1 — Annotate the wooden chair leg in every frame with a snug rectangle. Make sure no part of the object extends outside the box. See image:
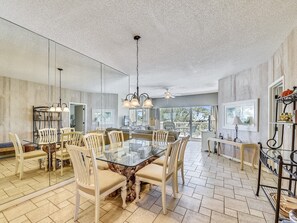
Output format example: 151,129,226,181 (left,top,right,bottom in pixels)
74,190,80,221
60,159,63,176
44,158,48,172
19,159,24,180
175,170,179,193
95,194,100,223
135,178,140,202
161,184,167,214
121,183,127,208
181,164,185,185
15,160,19,175
172,175,177,198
